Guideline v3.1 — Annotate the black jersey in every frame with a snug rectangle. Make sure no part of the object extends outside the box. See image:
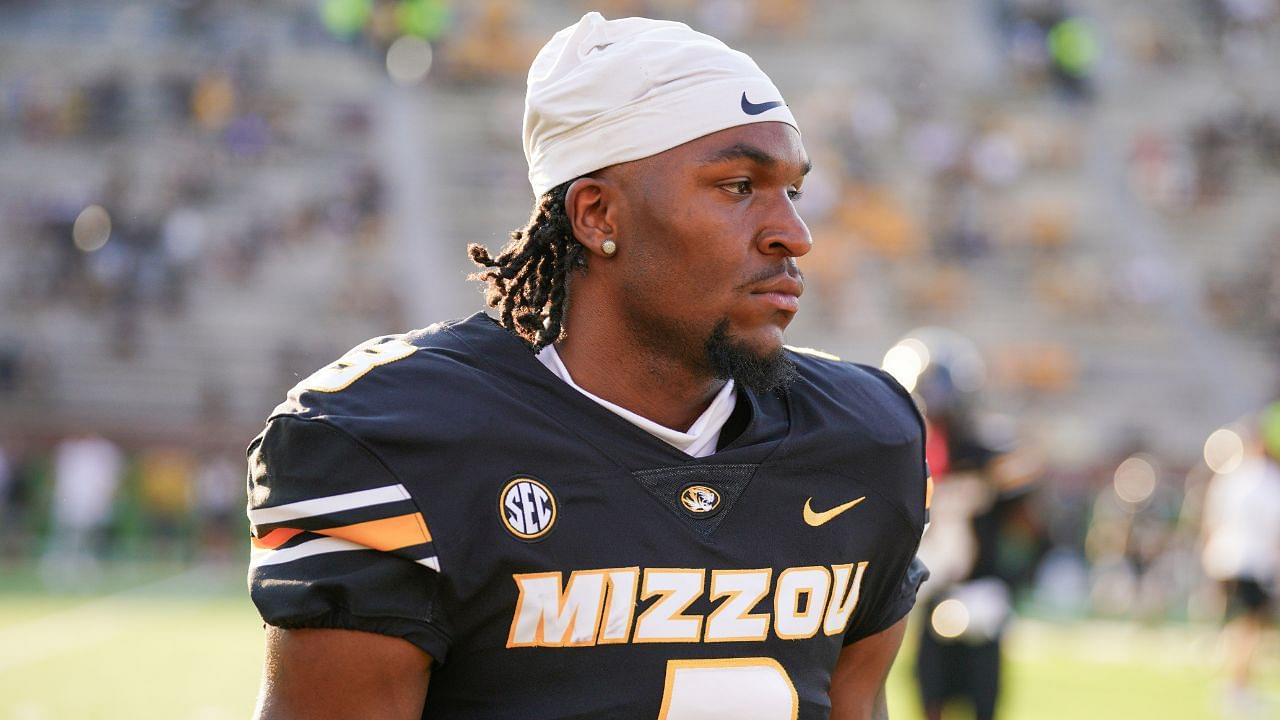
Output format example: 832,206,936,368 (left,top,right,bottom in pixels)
247,313,929,720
